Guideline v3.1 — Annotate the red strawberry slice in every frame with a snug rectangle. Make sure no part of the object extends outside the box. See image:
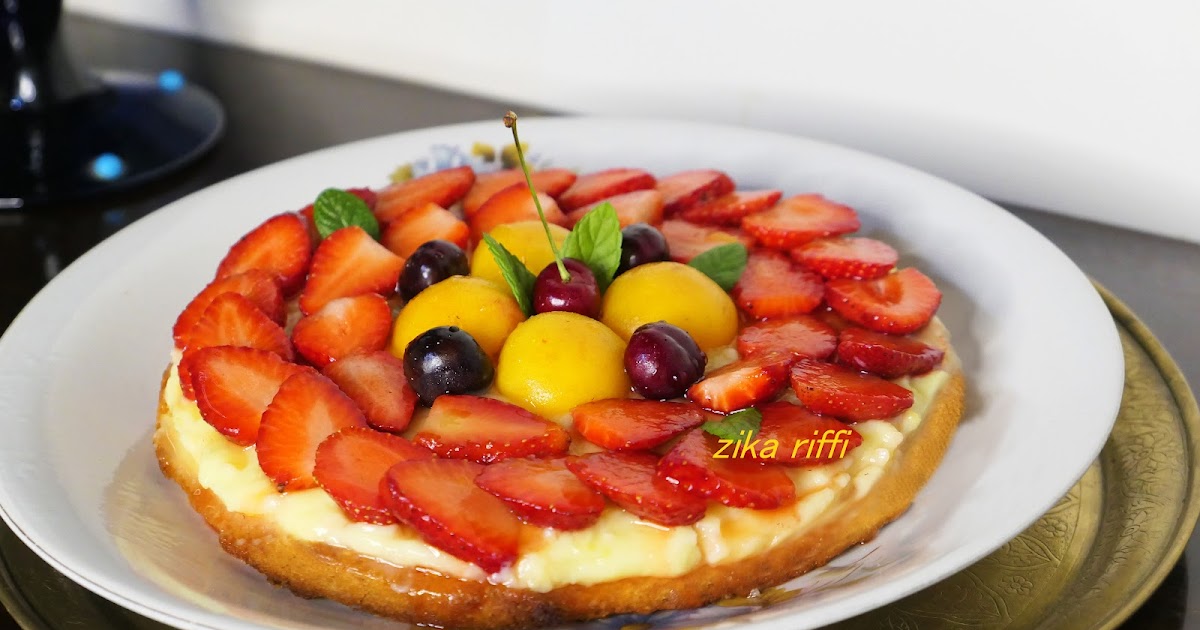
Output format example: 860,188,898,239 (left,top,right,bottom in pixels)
742,194,861,249
412,395,570,463
173,270,285,349
299,187,377,223
374,165,475,223
382,458,521,574
475,457,605,530
322,351,418,433
792,237,898,280
677,190,782,226
298,226,404,315
572,399,708,451
556,168,657,211
686,352,793,413
184,346,310,446
462,168,577,218
756,402,863,466
566,451,707,526
812,304,855,334
469,183,568,242
657,429,796,509
660,220,753,263
292,293,393,366
836,327,945,378
825,268,942,335
732,250,824,318
179,293,294,400
380,202,469,260
565,189,665,228
313,426,432,524
657,169,735,216
736,315,838,360
789,357,914,421
215,213,313,295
